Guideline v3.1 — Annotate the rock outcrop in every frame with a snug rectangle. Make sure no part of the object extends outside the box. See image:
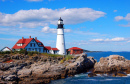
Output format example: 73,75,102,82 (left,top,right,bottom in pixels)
94,55,130,75
0,53,96,84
